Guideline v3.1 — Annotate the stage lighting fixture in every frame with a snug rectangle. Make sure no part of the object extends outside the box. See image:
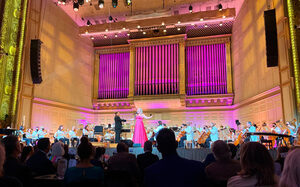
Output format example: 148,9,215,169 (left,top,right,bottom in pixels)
204,24,208,28
127,33,130,36
191,23,195,26
219,22,223,26
222,15,226,18
125,0,132,6
218,4,223,11
78,0,84,5
73,2,79,11
163,29,167,33
98,0,104,8
123,27,126,30
143,31,146,35
189,5,193,13
90,36,94,40
104,35,107,38
115,33,118,37
177,21,181,24
86,0,89,2
200,18,204,21
162,22,165,26
58,0,66,5
137,25,141,29
85,30,88,34
105,29,108,32
87,20,92,26
112,0,118,8
177,27,181,31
